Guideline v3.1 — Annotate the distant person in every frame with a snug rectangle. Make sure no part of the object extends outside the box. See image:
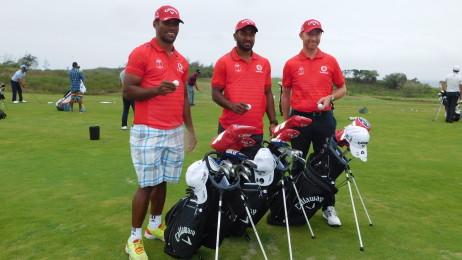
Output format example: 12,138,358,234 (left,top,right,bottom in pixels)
211,19,277,159
123,5,196,260
186,69,201,106
281,19,346,226
120,69,135,130
440,65,462,123
10,65,28,103
69,62,86,112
